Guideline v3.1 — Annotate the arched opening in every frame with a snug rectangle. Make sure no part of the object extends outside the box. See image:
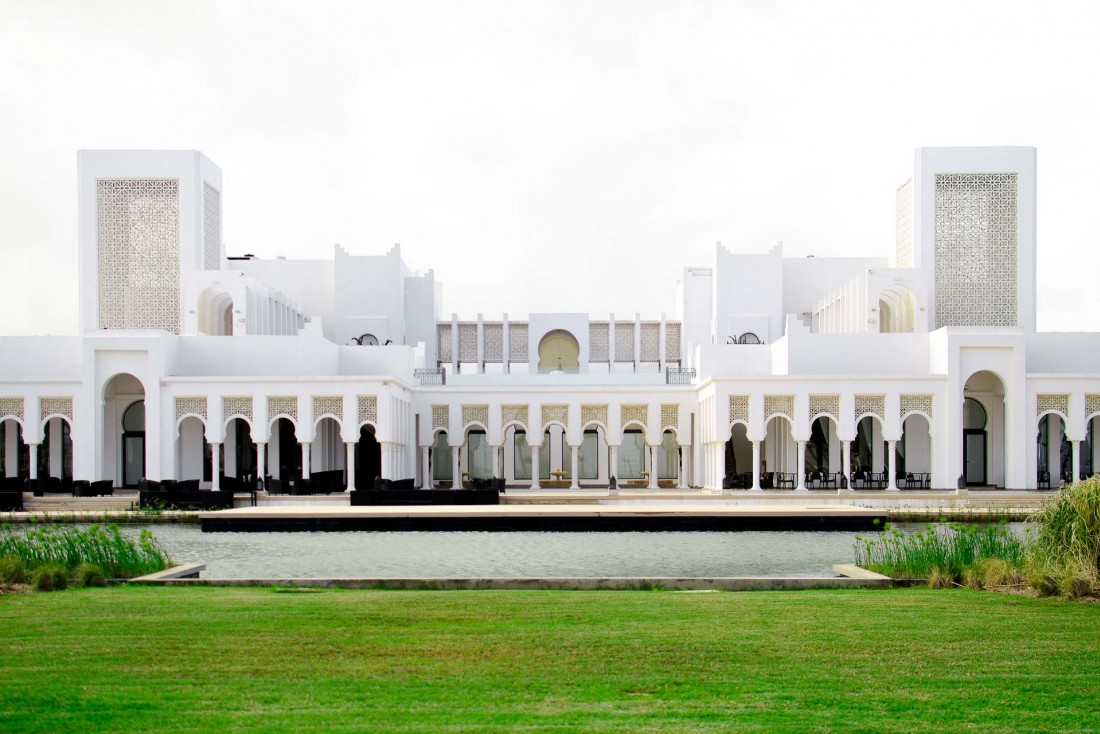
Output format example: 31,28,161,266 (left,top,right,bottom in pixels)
224,418,256,485
431,430,452,488
738,333,762,345
878,299,892,333
850,416,886,488
463,426,493,487
269,417,302,480
0,418,29,483
310,417,345,486
177,416,209,484
763,416,796,488
198,286,234,336
508,426,531,485
617,427,648,481
805,416,840,488
537,329,580,373
724,423,752,489
104,374,145,488
1086,416,1098,479
1037,413,1070,486
963,371,1006,487
38,417,73,488
657,429,679,487
356,425,381,489
577,424,607,487
878,285,917,333
900,413,932,487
